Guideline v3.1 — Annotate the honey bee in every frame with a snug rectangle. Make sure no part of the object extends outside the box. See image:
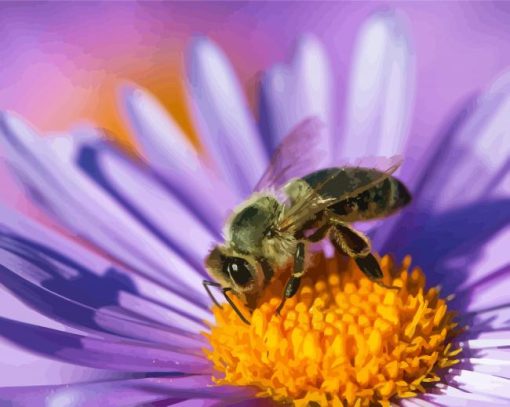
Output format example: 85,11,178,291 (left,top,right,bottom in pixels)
203,118,411,324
